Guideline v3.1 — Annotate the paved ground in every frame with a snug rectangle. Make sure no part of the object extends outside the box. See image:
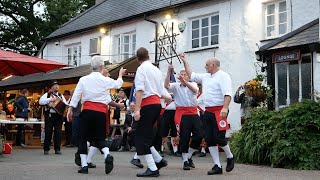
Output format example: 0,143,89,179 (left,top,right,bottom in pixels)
0,147,319,180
